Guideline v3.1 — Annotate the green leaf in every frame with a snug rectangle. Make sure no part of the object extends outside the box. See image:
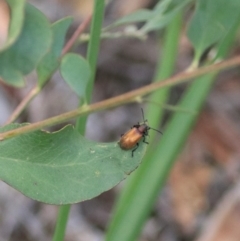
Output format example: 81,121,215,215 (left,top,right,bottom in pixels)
104,9,153,31
37,17,73,87
0,124,147,204
0,3,52,87
153,0,172,14
0,0,26,51
214,1,240,60
103,0,185,32
215,19,240,60
60,53,91,98
141,0,191,33
187,0,240,63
